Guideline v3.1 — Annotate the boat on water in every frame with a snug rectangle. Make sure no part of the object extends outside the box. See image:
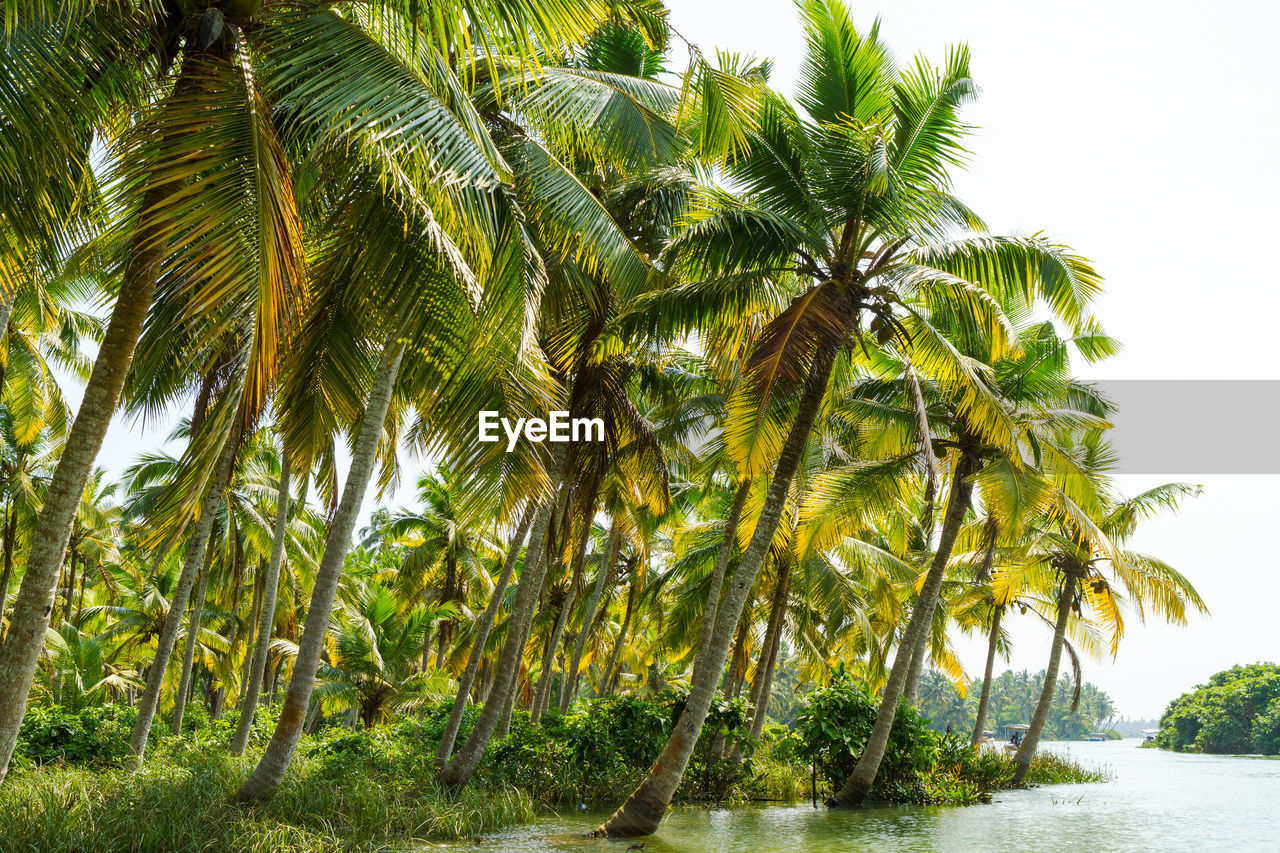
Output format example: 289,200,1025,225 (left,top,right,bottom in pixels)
1084,732,1108,742
1002,723,1030,751
1143,728,1159,744
979,729,995,745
